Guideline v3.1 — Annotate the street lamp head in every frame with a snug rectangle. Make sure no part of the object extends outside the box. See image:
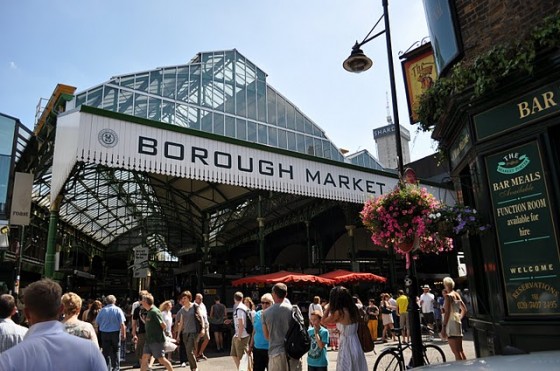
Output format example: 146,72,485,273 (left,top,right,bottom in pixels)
343,43,373,73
